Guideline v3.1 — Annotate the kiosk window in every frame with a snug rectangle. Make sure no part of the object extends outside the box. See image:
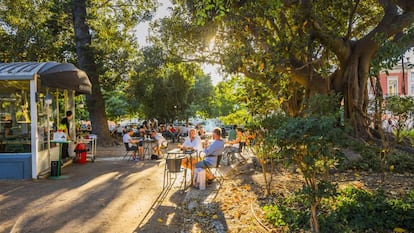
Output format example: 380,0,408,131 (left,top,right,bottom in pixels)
0,81,31,153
